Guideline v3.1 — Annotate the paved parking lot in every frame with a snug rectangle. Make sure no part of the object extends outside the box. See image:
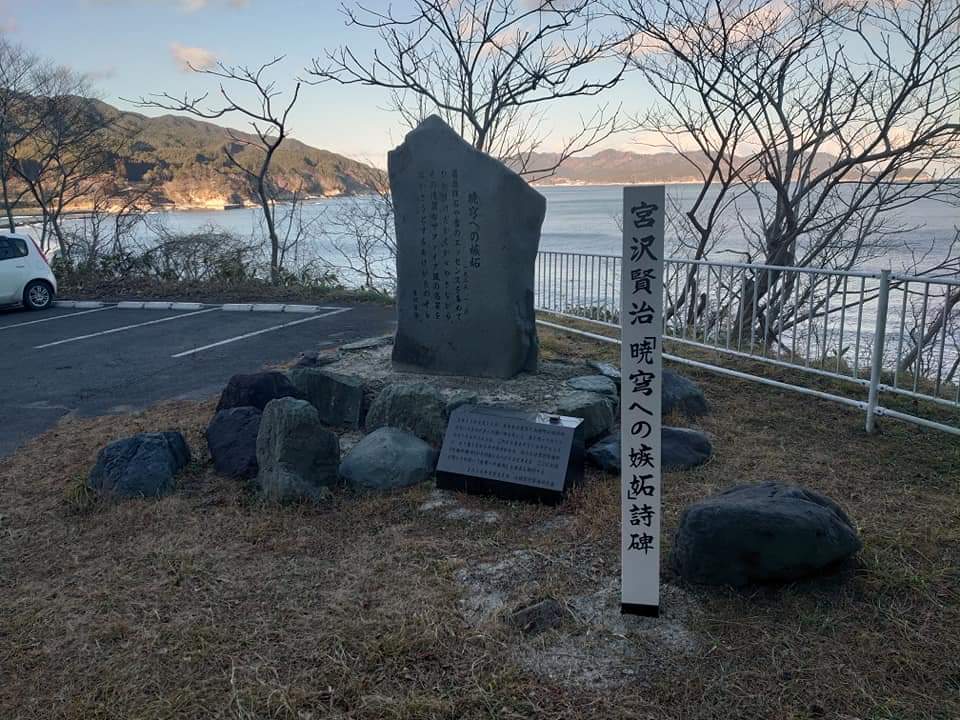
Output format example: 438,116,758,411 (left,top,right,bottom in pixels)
0,302,395,456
